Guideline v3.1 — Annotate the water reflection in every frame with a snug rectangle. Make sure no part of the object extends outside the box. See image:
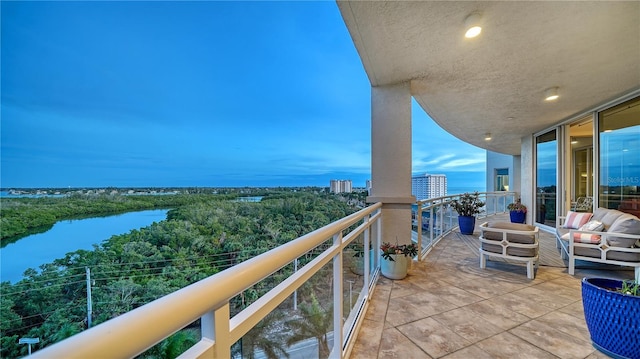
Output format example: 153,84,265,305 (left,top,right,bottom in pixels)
0,209,168,283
